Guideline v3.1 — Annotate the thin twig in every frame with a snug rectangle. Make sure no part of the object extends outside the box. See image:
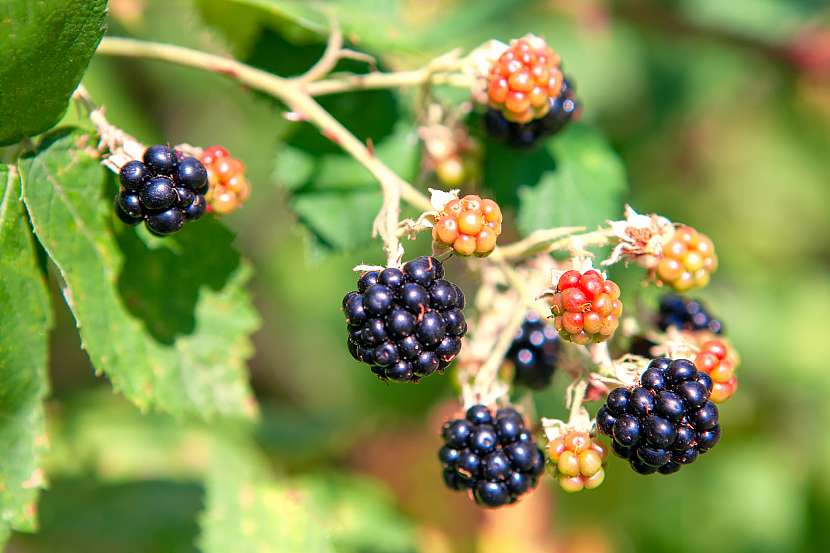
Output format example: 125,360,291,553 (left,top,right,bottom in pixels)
495,226,586,260
568,378,588,422
471,303,527,398
302,48,468,96
297,21,344,82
